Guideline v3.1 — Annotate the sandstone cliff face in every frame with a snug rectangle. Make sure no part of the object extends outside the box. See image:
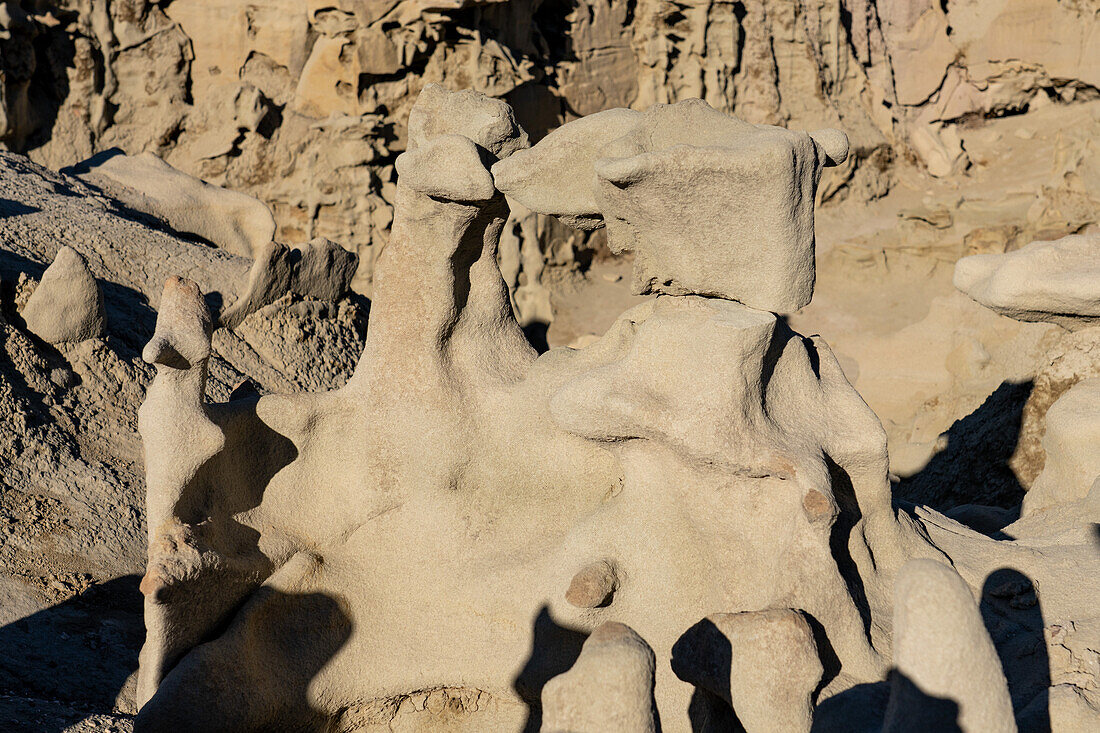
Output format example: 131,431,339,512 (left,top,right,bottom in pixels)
2,0,1098,293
